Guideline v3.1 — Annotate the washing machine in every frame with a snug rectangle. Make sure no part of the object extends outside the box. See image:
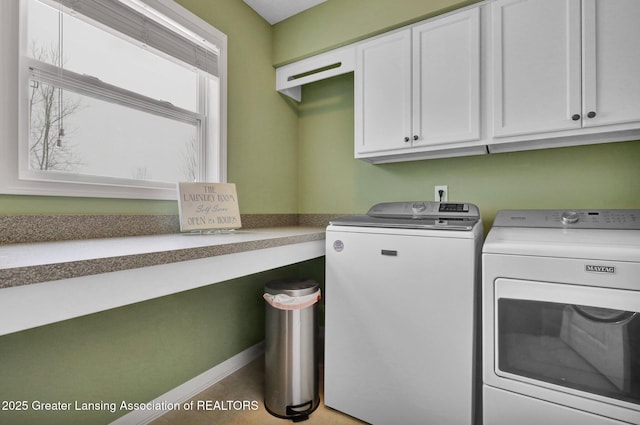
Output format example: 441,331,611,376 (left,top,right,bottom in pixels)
324,201,483,425
482,209,640,425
